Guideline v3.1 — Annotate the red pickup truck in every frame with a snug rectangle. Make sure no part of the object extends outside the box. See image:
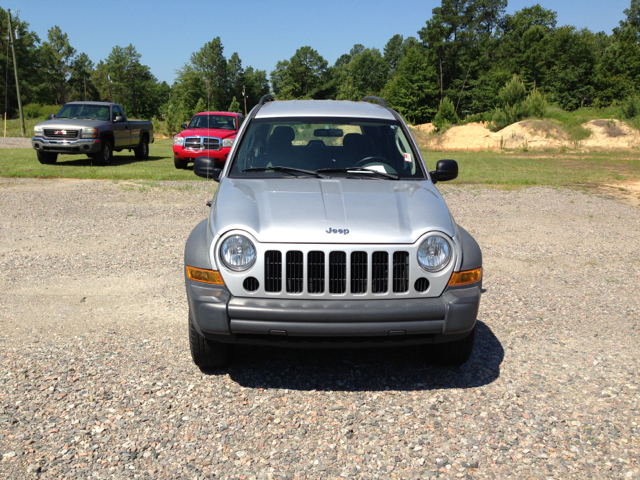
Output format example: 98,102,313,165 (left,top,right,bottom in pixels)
173,111,244,169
